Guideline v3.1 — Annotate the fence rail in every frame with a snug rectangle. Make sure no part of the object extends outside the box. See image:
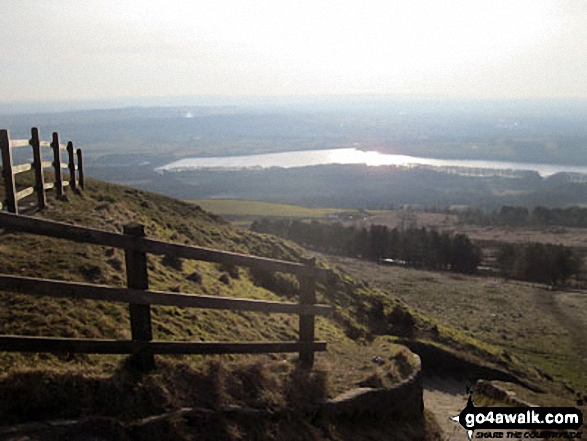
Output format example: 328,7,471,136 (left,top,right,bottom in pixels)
0,336,326,356
0,128,83,214
0,212,331,369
